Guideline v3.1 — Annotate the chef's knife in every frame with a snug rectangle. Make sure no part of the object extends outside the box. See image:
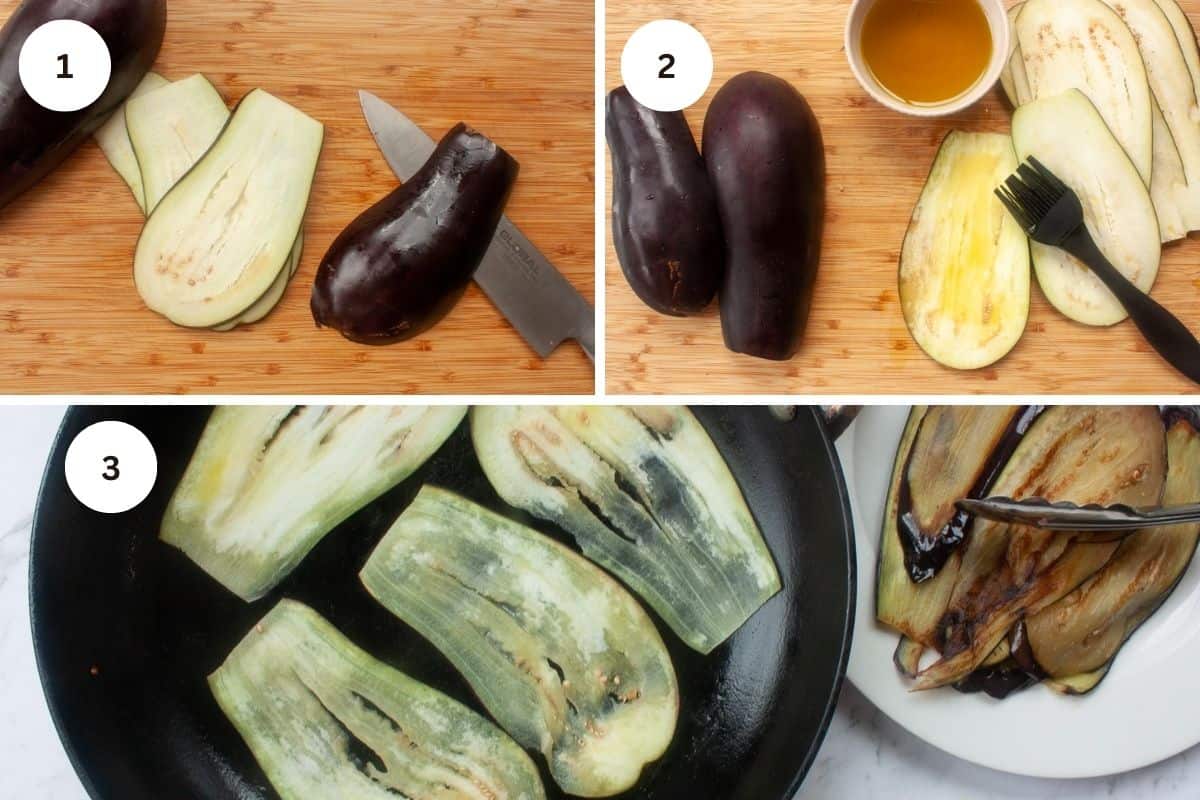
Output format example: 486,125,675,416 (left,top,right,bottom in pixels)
359,91,594,361
957,496,1200,532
